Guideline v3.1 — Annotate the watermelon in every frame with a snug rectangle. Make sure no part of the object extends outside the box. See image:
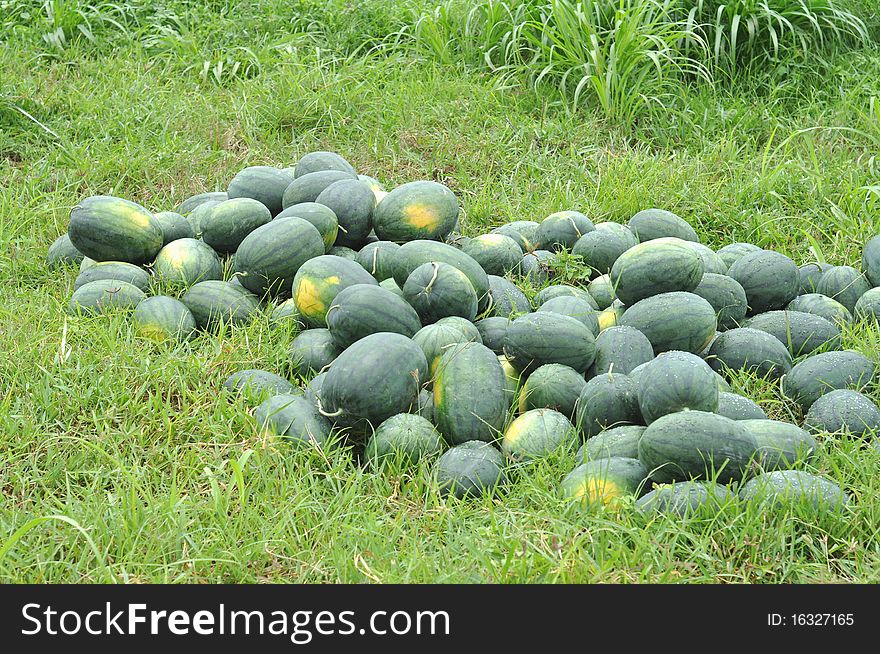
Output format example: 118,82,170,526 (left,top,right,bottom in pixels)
46,233,84,268
684,242,728,275
743,310,840,356
270,298,302,327
282,170,356,208
691,273,747,330
153,238,223,288
787,293,852,326
487,275,531,317
185,200,221,239
393,240,490,310
364,413,444,467
575,373,641,437
739,470,849,511
501,409,575,462
741,419,817,470
412,322,476,378
576,425,645,461
537,296,600,335
227,166,293,216
289,329,341,376
328,246,358,260
315,179,376,248
327,284,422,349
707,327,792,380
862,235,880,286
637,351,719,424
254,393,333,449
223,369,296,404
152,211,193,245
560,458,648,508
726,250,799,315
180,280,260,329
303,371,327,407
355,241,400,281
201,198,272,254
590,325,654,376
68,279,145,315
358,175,387,203
503,312,596,375
635,481,732,516
855,287,880,322
434,342,509,445
716,242,761,270
804,389,880,437
533,285,598,309
133,296,196,342
519,250,557,285
628,209,698,243
292,255,379,327
638,410,758,483
474,317,510,354
798,262,830,294
68,195,163,264
461,234,522,276
403,261,478,323
435,441,506,499
373,181,459,243
535,211,595,251
587,274,616,309
275,202,339,251
782,350,874,411
816,265,871,314
74,261,151,291
491,221,540,252
176,191,227,216
436,316,483,343
233,217,325,298
610,237,704,306
320,332,428,428
618,291,717,355
294,151,357,178
716,392,767,420
572,227,637,274
380,277,405,297
517,363,586,420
